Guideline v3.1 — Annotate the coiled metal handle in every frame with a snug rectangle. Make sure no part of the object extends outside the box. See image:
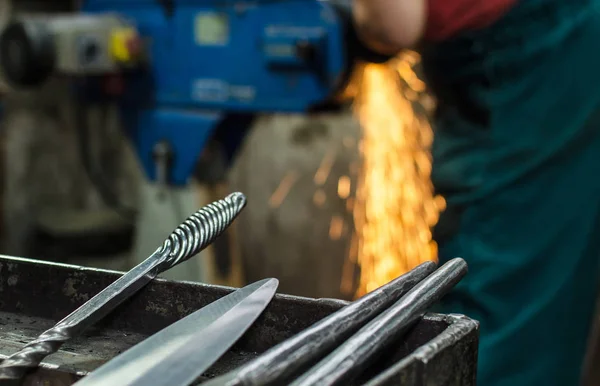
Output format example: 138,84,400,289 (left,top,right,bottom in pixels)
159,192,247,269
